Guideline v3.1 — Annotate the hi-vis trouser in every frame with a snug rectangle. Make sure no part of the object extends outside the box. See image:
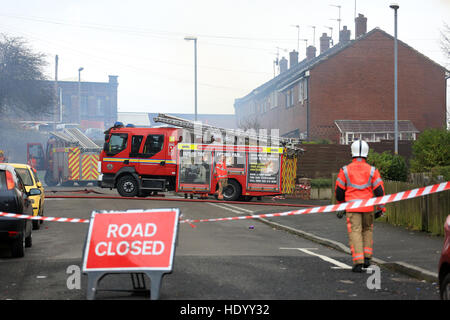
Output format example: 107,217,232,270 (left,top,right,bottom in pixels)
346,211,374,265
